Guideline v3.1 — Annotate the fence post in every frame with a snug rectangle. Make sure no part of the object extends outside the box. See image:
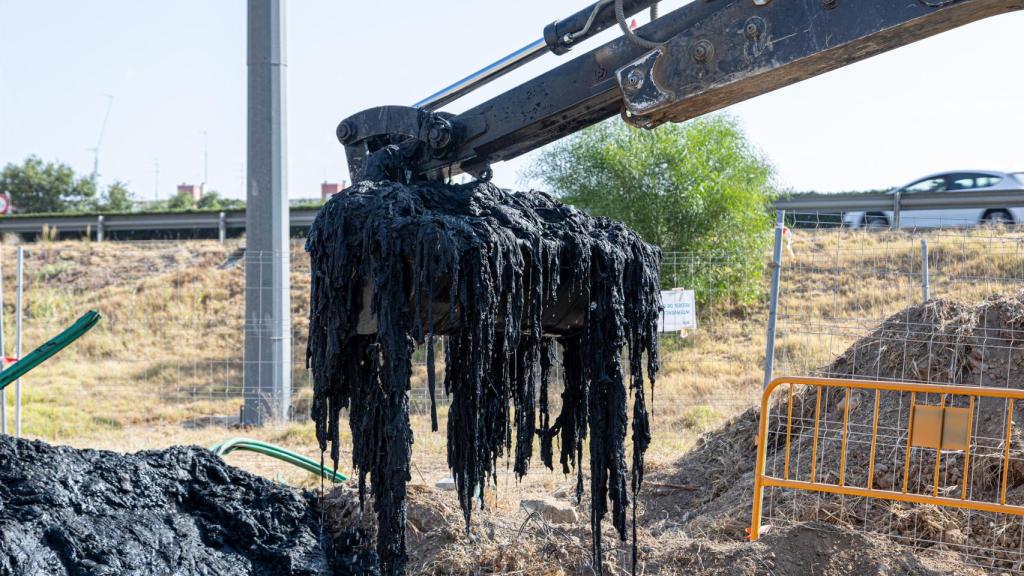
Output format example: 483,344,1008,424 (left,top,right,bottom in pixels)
921,239,930,302
892,190,902,230
15,246,23,437
96,215,105,243
763,210,786,389
0,252,5,435
218,212,227,244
